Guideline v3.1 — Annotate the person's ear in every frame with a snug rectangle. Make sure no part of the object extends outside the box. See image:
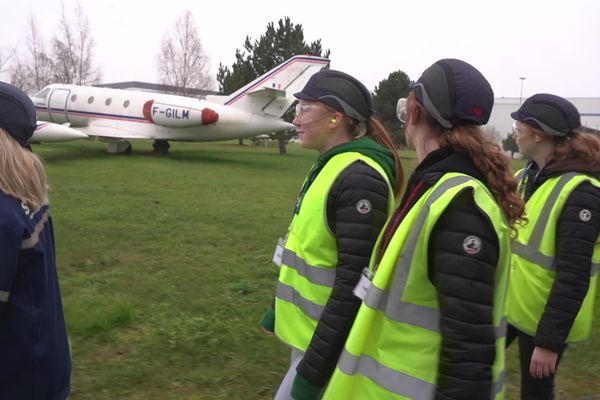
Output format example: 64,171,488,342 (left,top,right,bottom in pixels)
406,101,421,126
329,113,342,128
